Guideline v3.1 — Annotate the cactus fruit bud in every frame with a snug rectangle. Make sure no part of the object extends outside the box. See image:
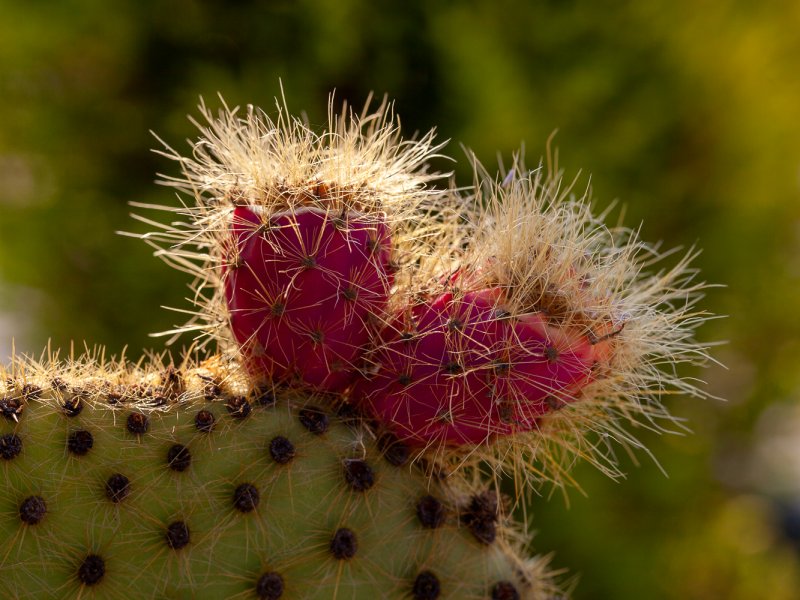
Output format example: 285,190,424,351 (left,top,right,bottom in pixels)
355,154,712,485
138,93,451,392
354,282,612,447
224,204,392,391
0,352,560,598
